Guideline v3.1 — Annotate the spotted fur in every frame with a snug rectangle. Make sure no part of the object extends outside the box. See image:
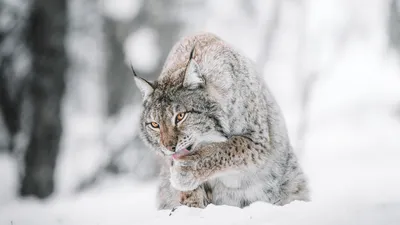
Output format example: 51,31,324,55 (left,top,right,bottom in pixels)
134,32,310,209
